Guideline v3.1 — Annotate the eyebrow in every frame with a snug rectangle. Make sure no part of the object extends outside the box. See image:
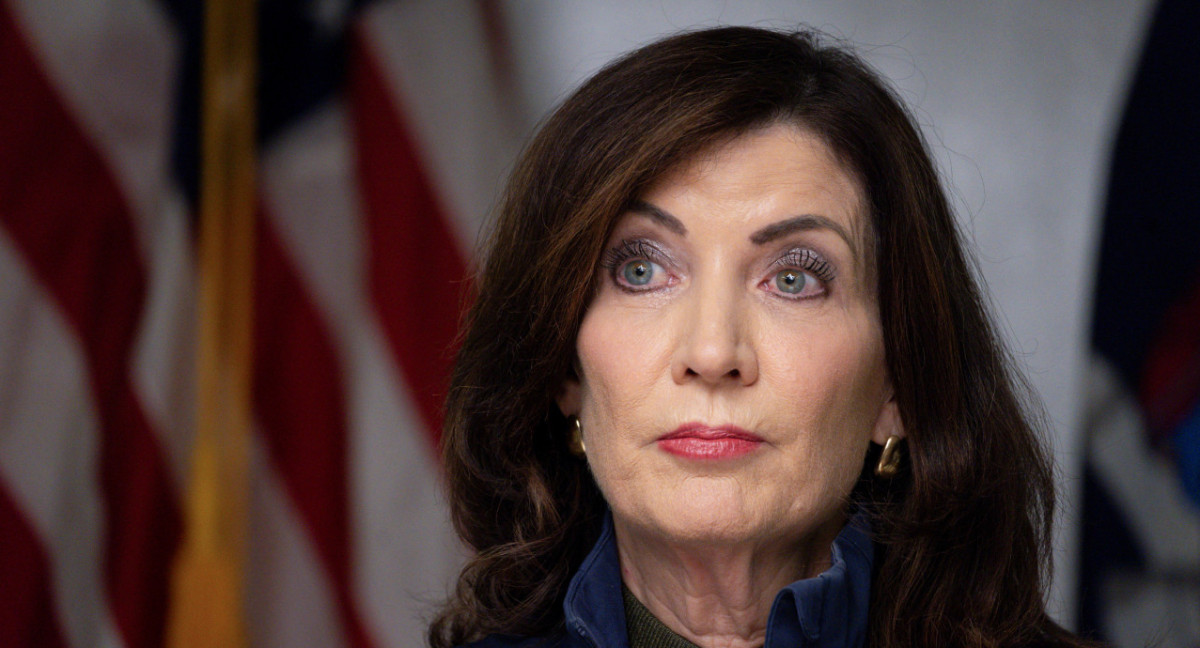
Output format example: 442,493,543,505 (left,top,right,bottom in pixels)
628,200,687,235
629,200,857,259
749,215,857,258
